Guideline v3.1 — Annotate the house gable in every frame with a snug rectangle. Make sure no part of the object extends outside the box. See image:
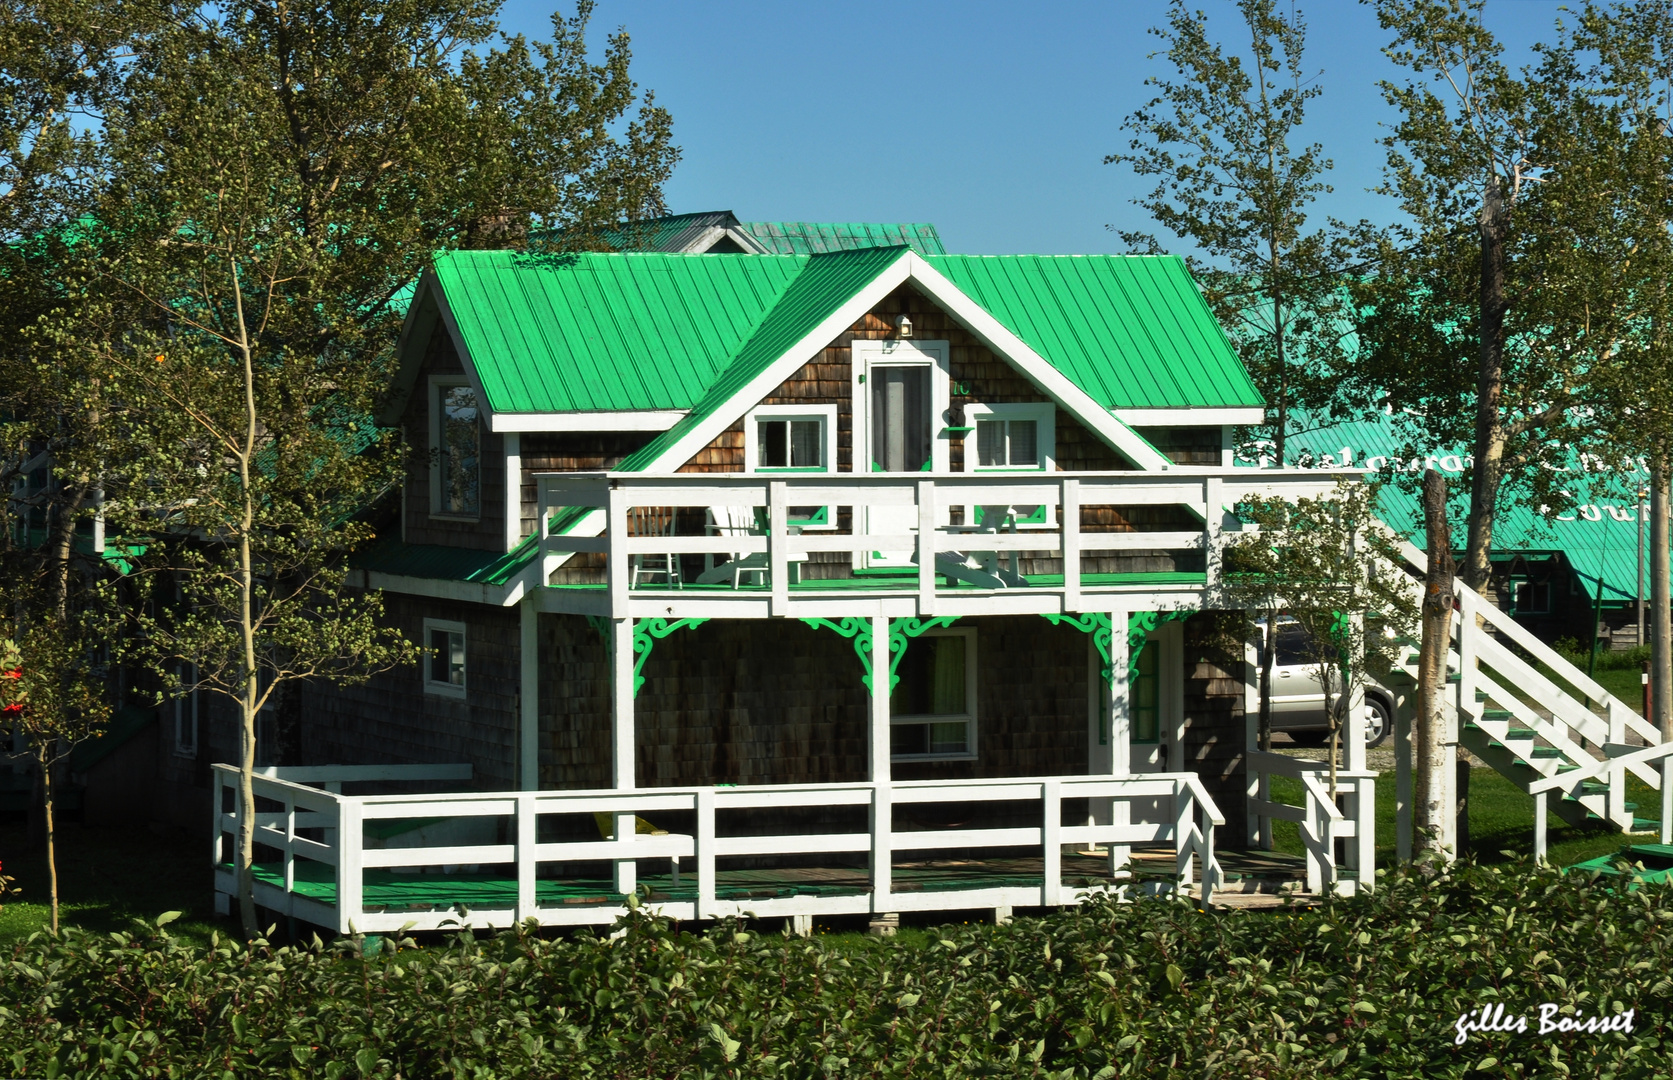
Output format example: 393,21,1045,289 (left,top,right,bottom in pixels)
618,250,1172,474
